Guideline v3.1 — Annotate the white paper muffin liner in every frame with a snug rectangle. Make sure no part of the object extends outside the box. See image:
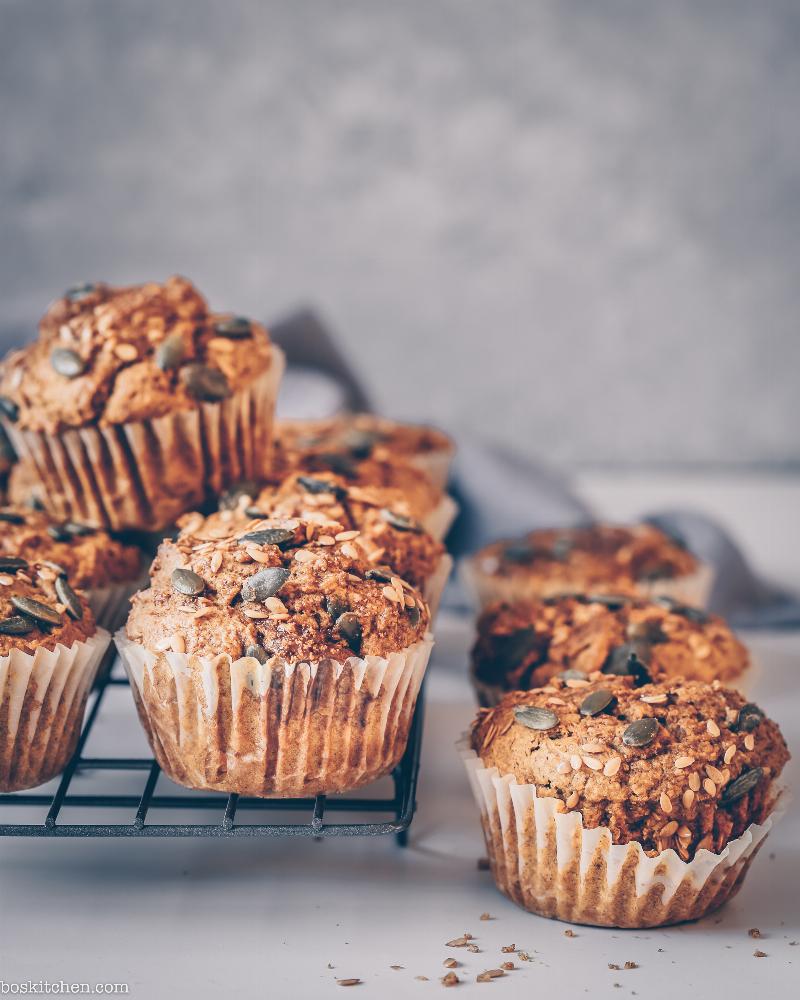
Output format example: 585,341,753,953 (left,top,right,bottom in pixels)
423,494,459,542
1,346,285,533
115,630,434,798
461,557,714,612
0,629,111,792
458,736,784,928
408,445,456,493
424,554,453,619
